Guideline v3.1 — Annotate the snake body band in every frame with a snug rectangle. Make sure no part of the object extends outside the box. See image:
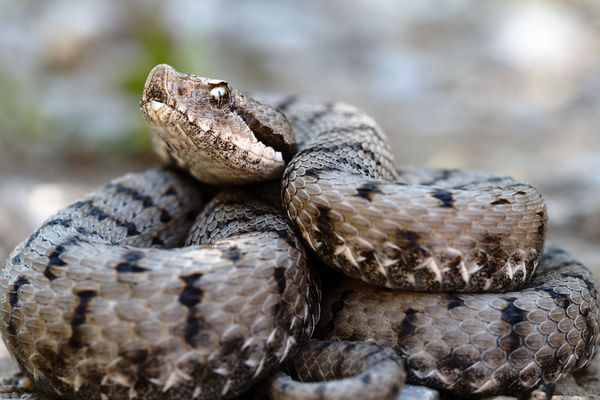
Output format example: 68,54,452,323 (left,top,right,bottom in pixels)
0,64,598,399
